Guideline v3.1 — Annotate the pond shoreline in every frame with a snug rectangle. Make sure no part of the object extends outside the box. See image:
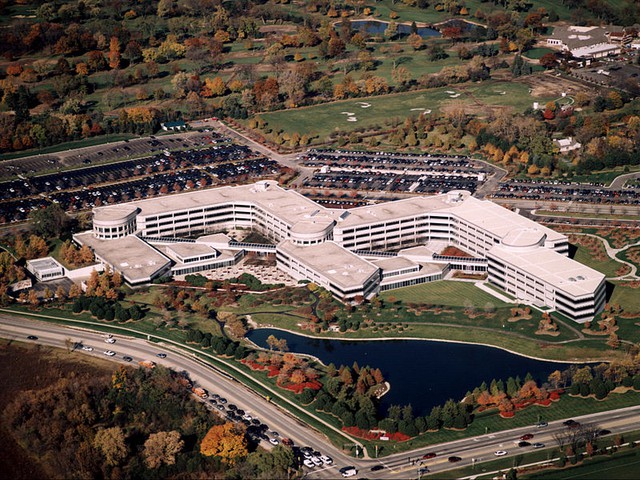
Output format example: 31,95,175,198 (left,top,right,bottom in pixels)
246,325,599,365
